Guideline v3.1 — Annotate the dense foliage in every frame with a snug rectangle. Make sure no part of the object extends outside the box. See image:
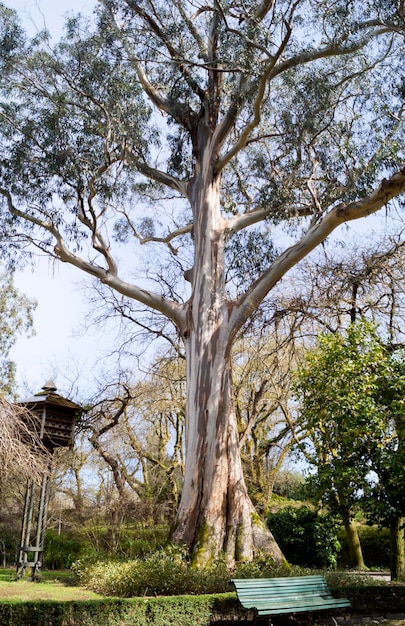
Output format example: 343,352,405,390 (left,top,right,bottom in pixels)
294,319,405,578
267,506,341,569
